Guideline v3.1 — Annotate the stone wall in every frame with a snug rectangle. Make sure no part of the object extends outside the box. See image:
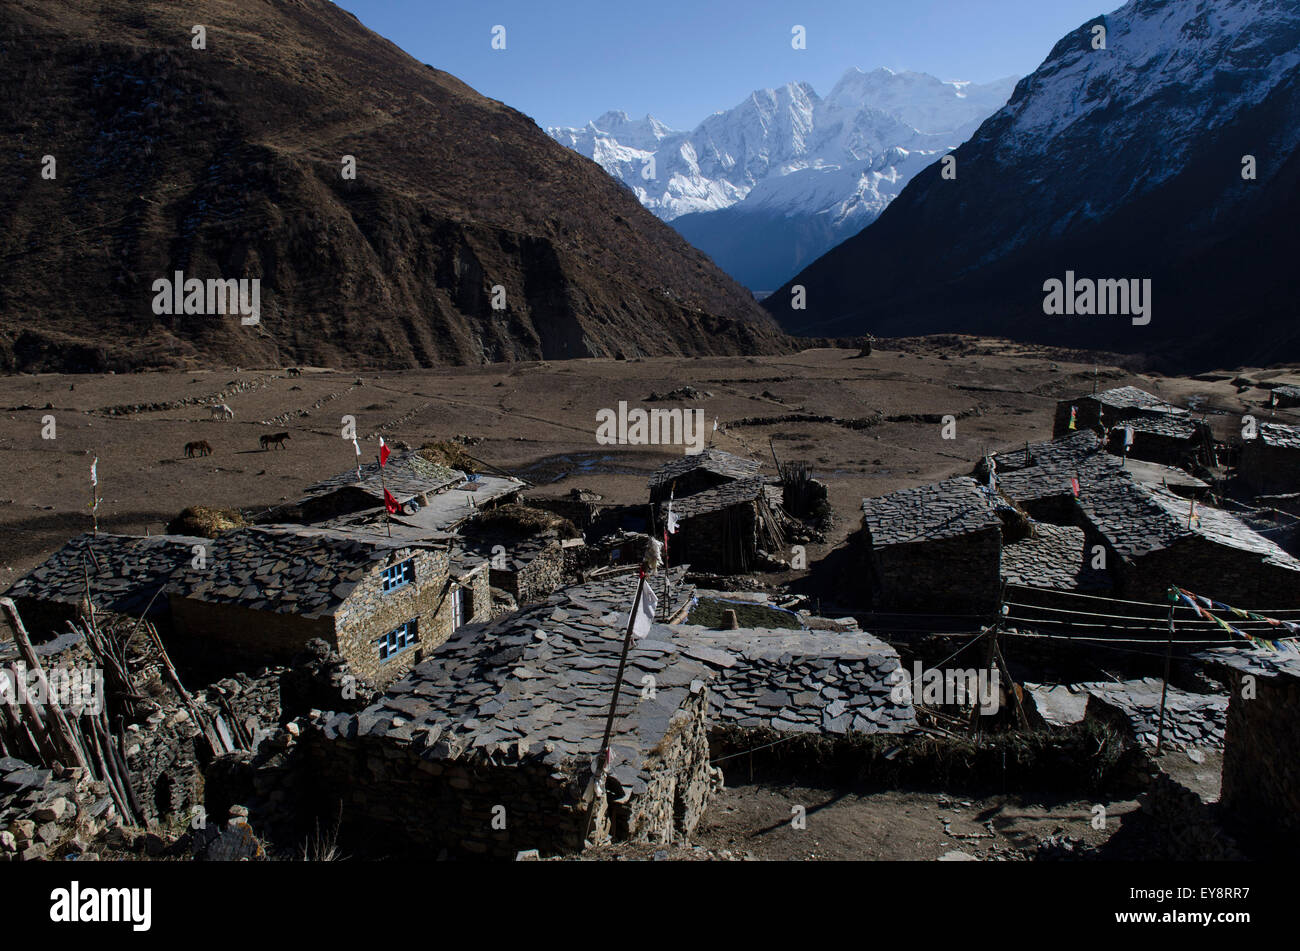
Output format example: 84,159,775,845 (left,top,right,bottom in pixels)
1241,442,1300,496
1217,664,1300,850
0,759,121,862
169,596,335,671
298,689,712,859
865,529,1002,615
1119,536,1300,608
673,503,761,575
336,548,453,686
